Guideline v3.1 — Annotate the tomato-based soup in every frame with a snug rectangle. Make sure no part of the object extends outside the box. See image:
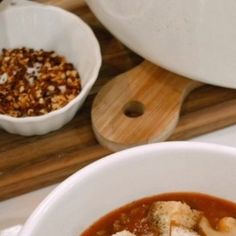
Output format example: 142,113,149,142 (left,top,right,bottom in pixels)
81,193,236,236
